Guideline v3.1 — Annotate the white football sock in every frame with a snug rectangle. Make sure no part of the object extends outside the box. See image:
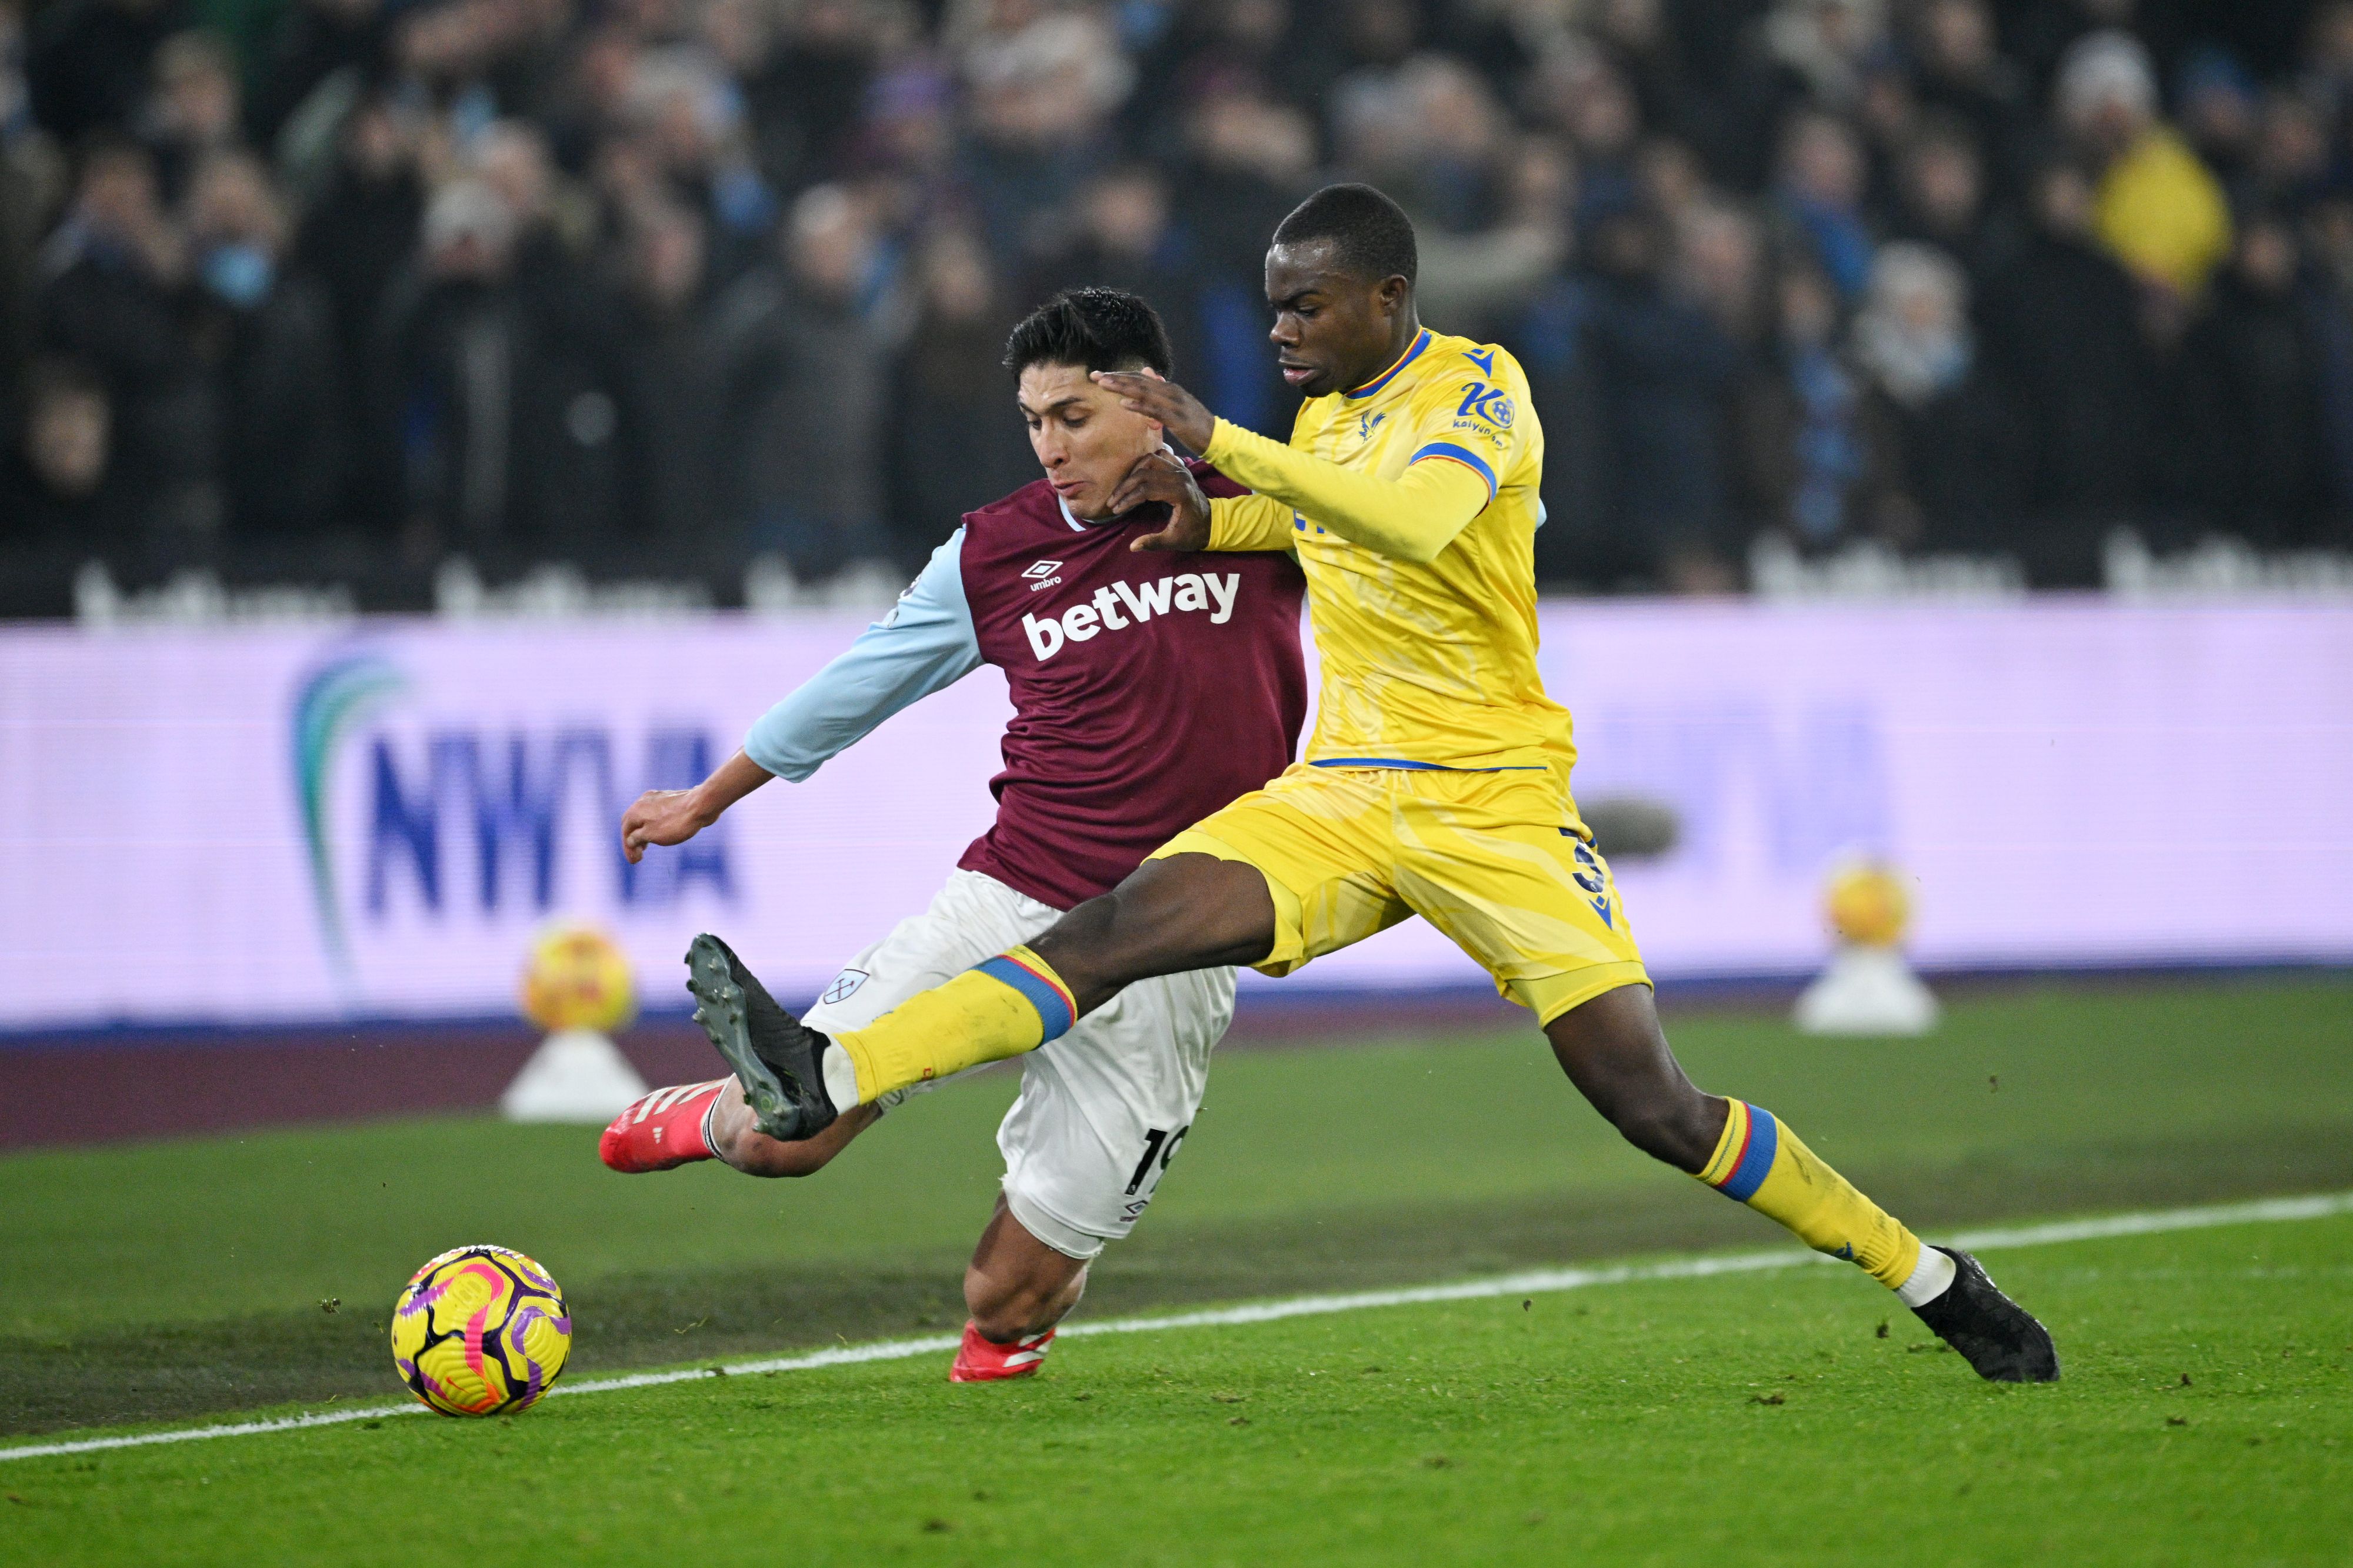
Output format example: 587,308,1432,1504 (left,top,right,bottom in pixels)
1895,1245,1958,1309
821,1043,862,1113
